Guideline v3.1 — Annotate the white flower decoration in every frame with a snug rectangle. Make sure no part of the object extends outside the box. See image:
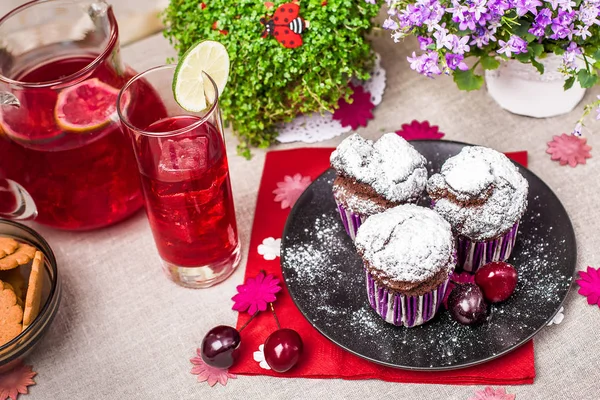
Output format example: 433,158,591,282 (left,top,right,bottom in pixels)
273,173,312,209
253,344,271,370
547,306,565,326
257,237,281,261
